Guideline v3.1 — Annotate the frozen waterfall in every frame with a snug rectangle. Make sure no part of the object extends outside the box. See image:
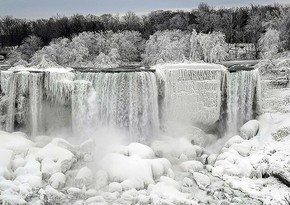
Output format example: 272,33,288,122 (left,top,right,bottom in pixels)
225,69,261,136
74,71,159,142
0,64,262,142
156,64,226,135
